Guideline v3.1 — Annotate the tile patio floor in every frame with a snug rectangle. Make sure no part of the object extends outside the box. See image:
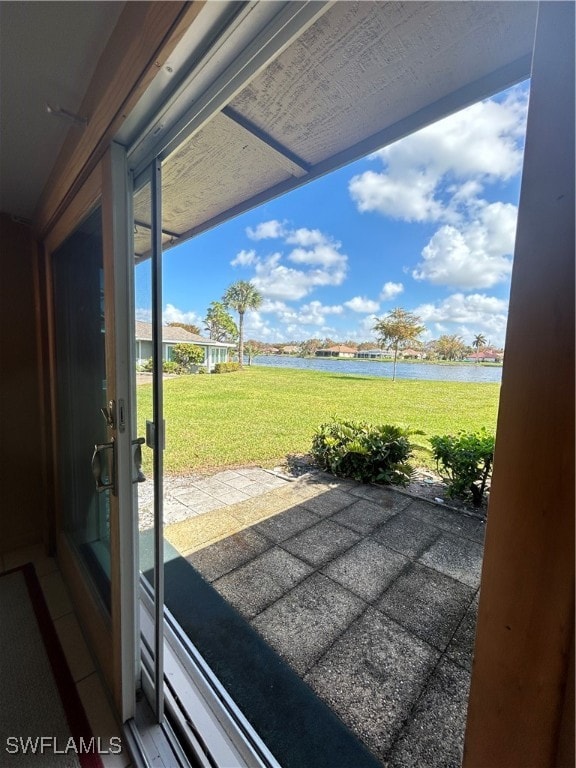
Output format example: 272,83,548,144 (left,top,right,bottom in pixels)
140,467,485,767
